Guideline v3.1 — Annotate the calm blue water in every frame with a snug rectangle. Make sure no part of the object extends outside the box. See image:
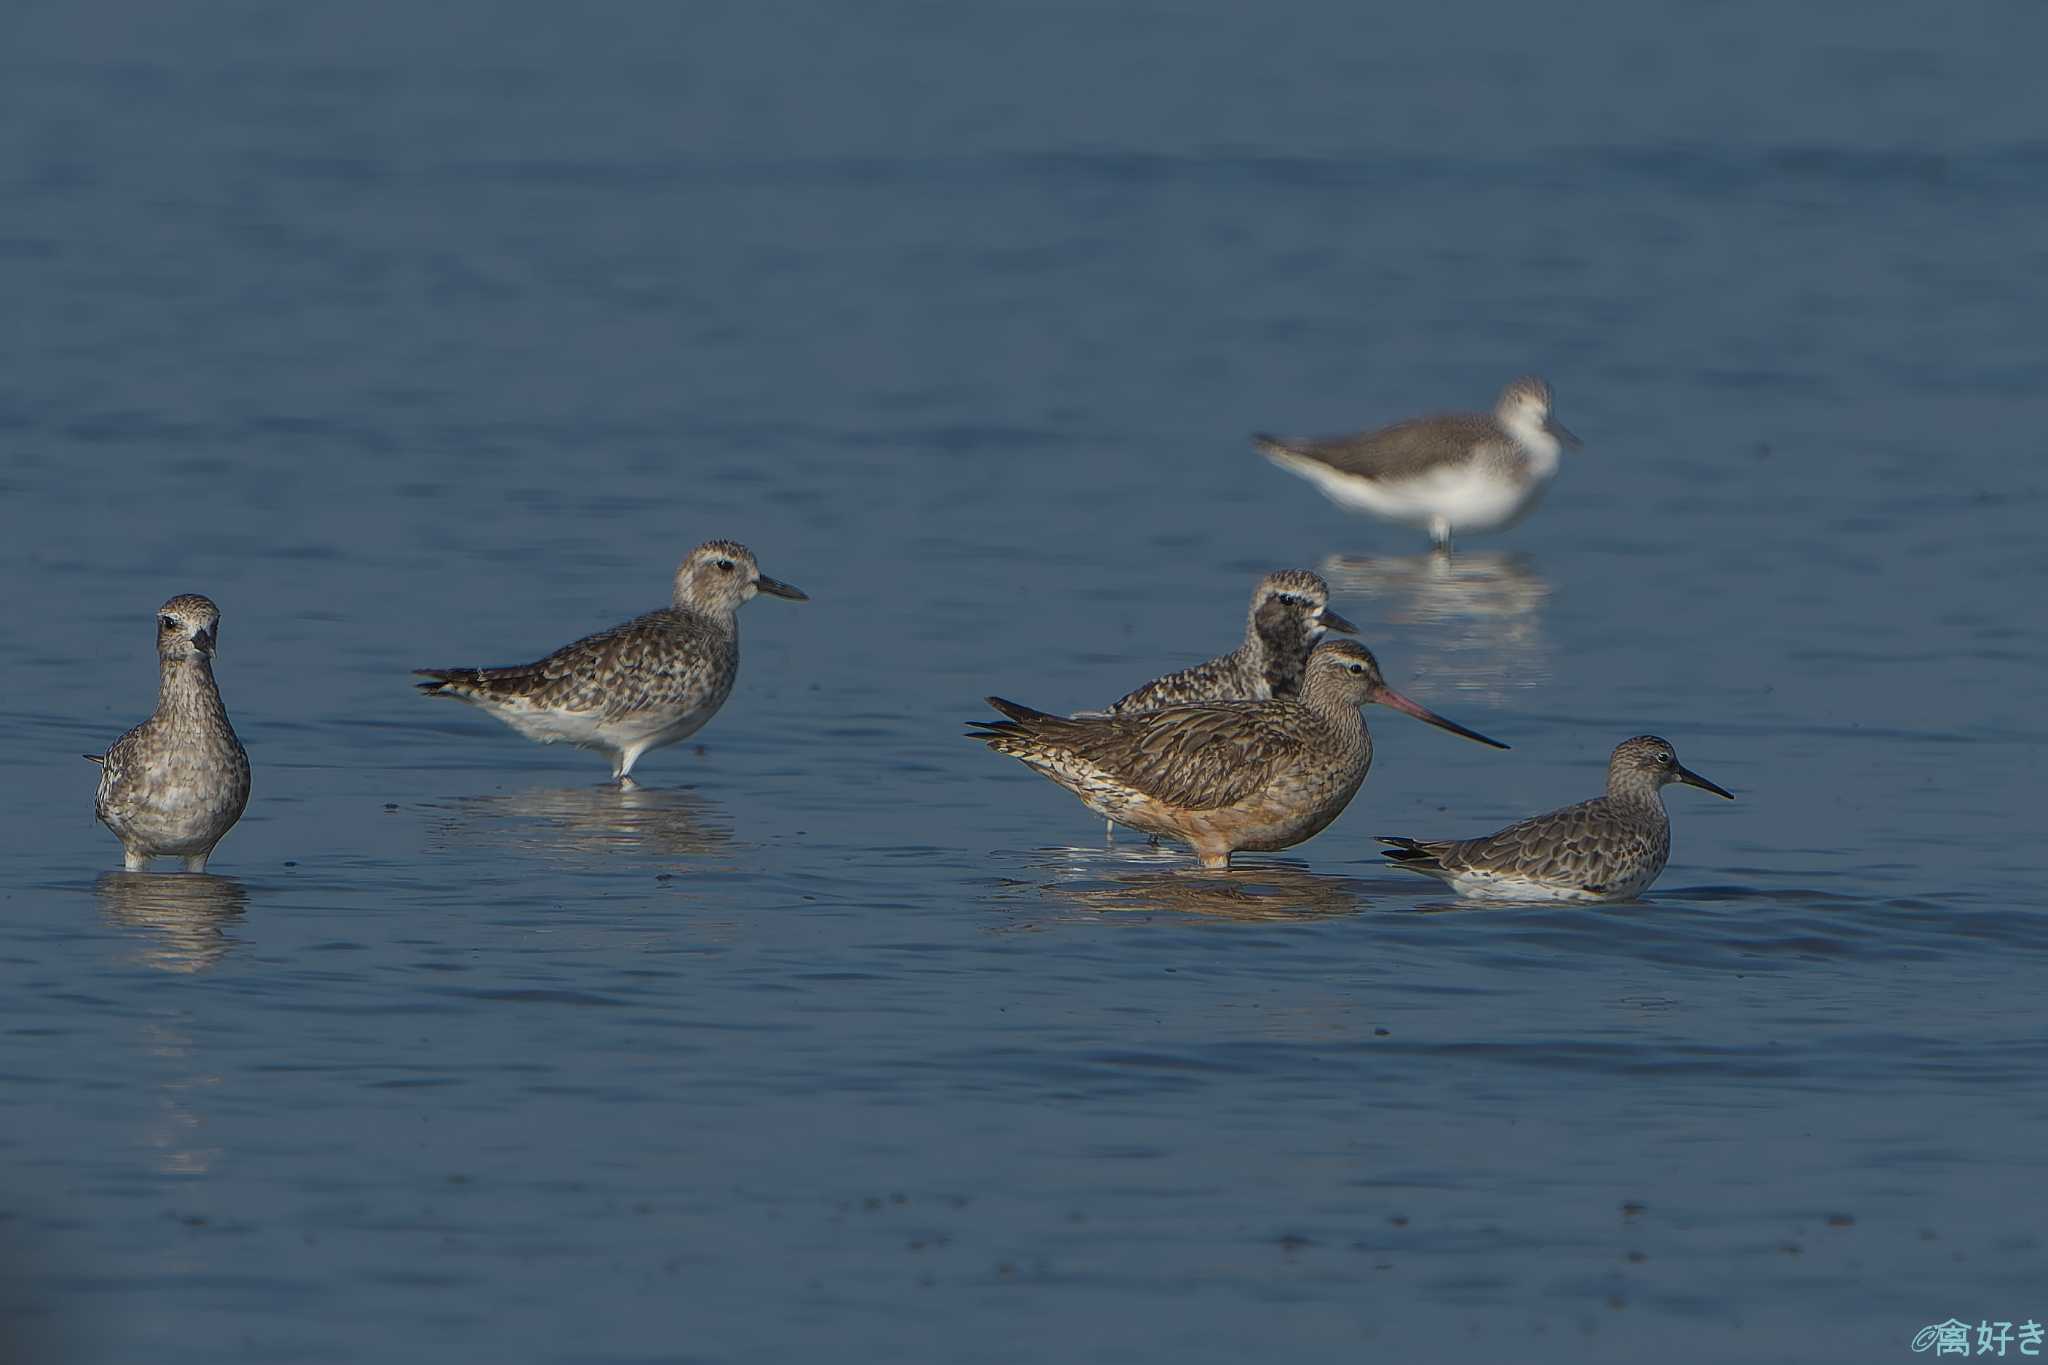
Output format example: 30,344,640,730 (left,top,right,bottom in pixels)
5,3,2047,1361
